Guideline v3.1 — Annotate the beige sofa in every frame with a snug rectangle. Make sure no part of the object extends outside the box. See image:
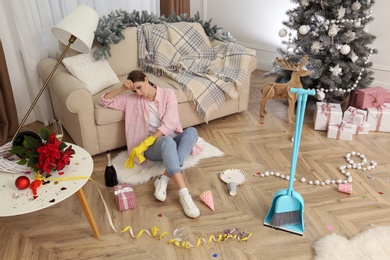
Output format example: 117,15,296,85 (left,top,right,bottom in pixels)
37,22,257,156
